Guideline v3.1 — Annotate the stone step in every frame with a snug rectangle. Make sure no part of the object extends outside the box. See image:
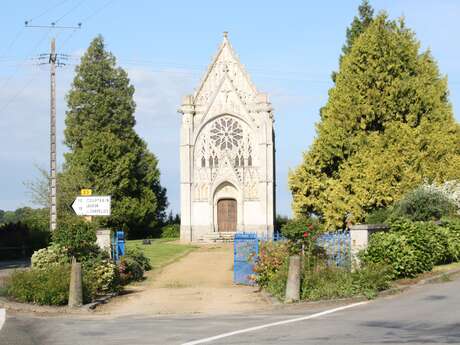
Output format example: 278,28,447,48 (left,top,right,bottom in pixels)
199,232,236,243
